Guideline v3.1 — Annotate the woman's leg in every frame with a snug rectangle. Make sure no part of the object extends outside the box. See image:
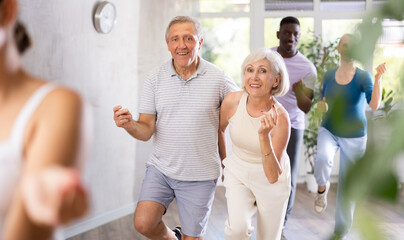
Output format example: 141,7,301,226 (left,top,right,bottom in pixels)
334,135,367,237
314,127,339,213
314,127,339,187
254,159,291,240
223,168,256,240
